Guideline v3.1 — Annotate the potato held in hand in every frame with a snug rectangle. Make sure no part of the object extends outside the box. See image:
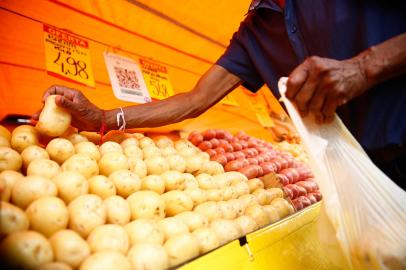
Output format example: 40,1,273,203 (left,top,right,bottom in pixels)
36,95,71,137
